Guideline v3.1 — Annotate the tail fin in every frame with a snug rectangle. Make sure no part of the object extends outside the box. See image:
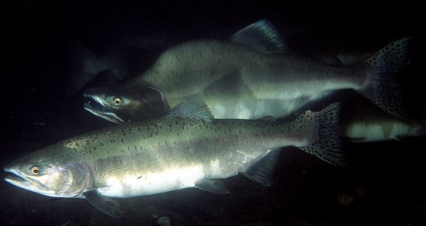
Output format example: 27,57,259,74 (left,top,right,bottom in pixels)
361,37,411,119
298,102,346,166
